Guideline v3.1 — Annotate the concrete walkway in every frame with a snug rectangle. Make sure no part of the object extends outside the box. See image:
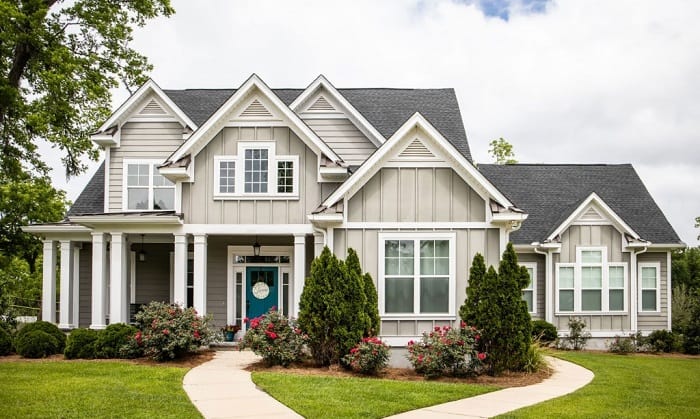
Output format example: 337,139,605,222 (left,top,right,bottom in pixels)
183,352,593,419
